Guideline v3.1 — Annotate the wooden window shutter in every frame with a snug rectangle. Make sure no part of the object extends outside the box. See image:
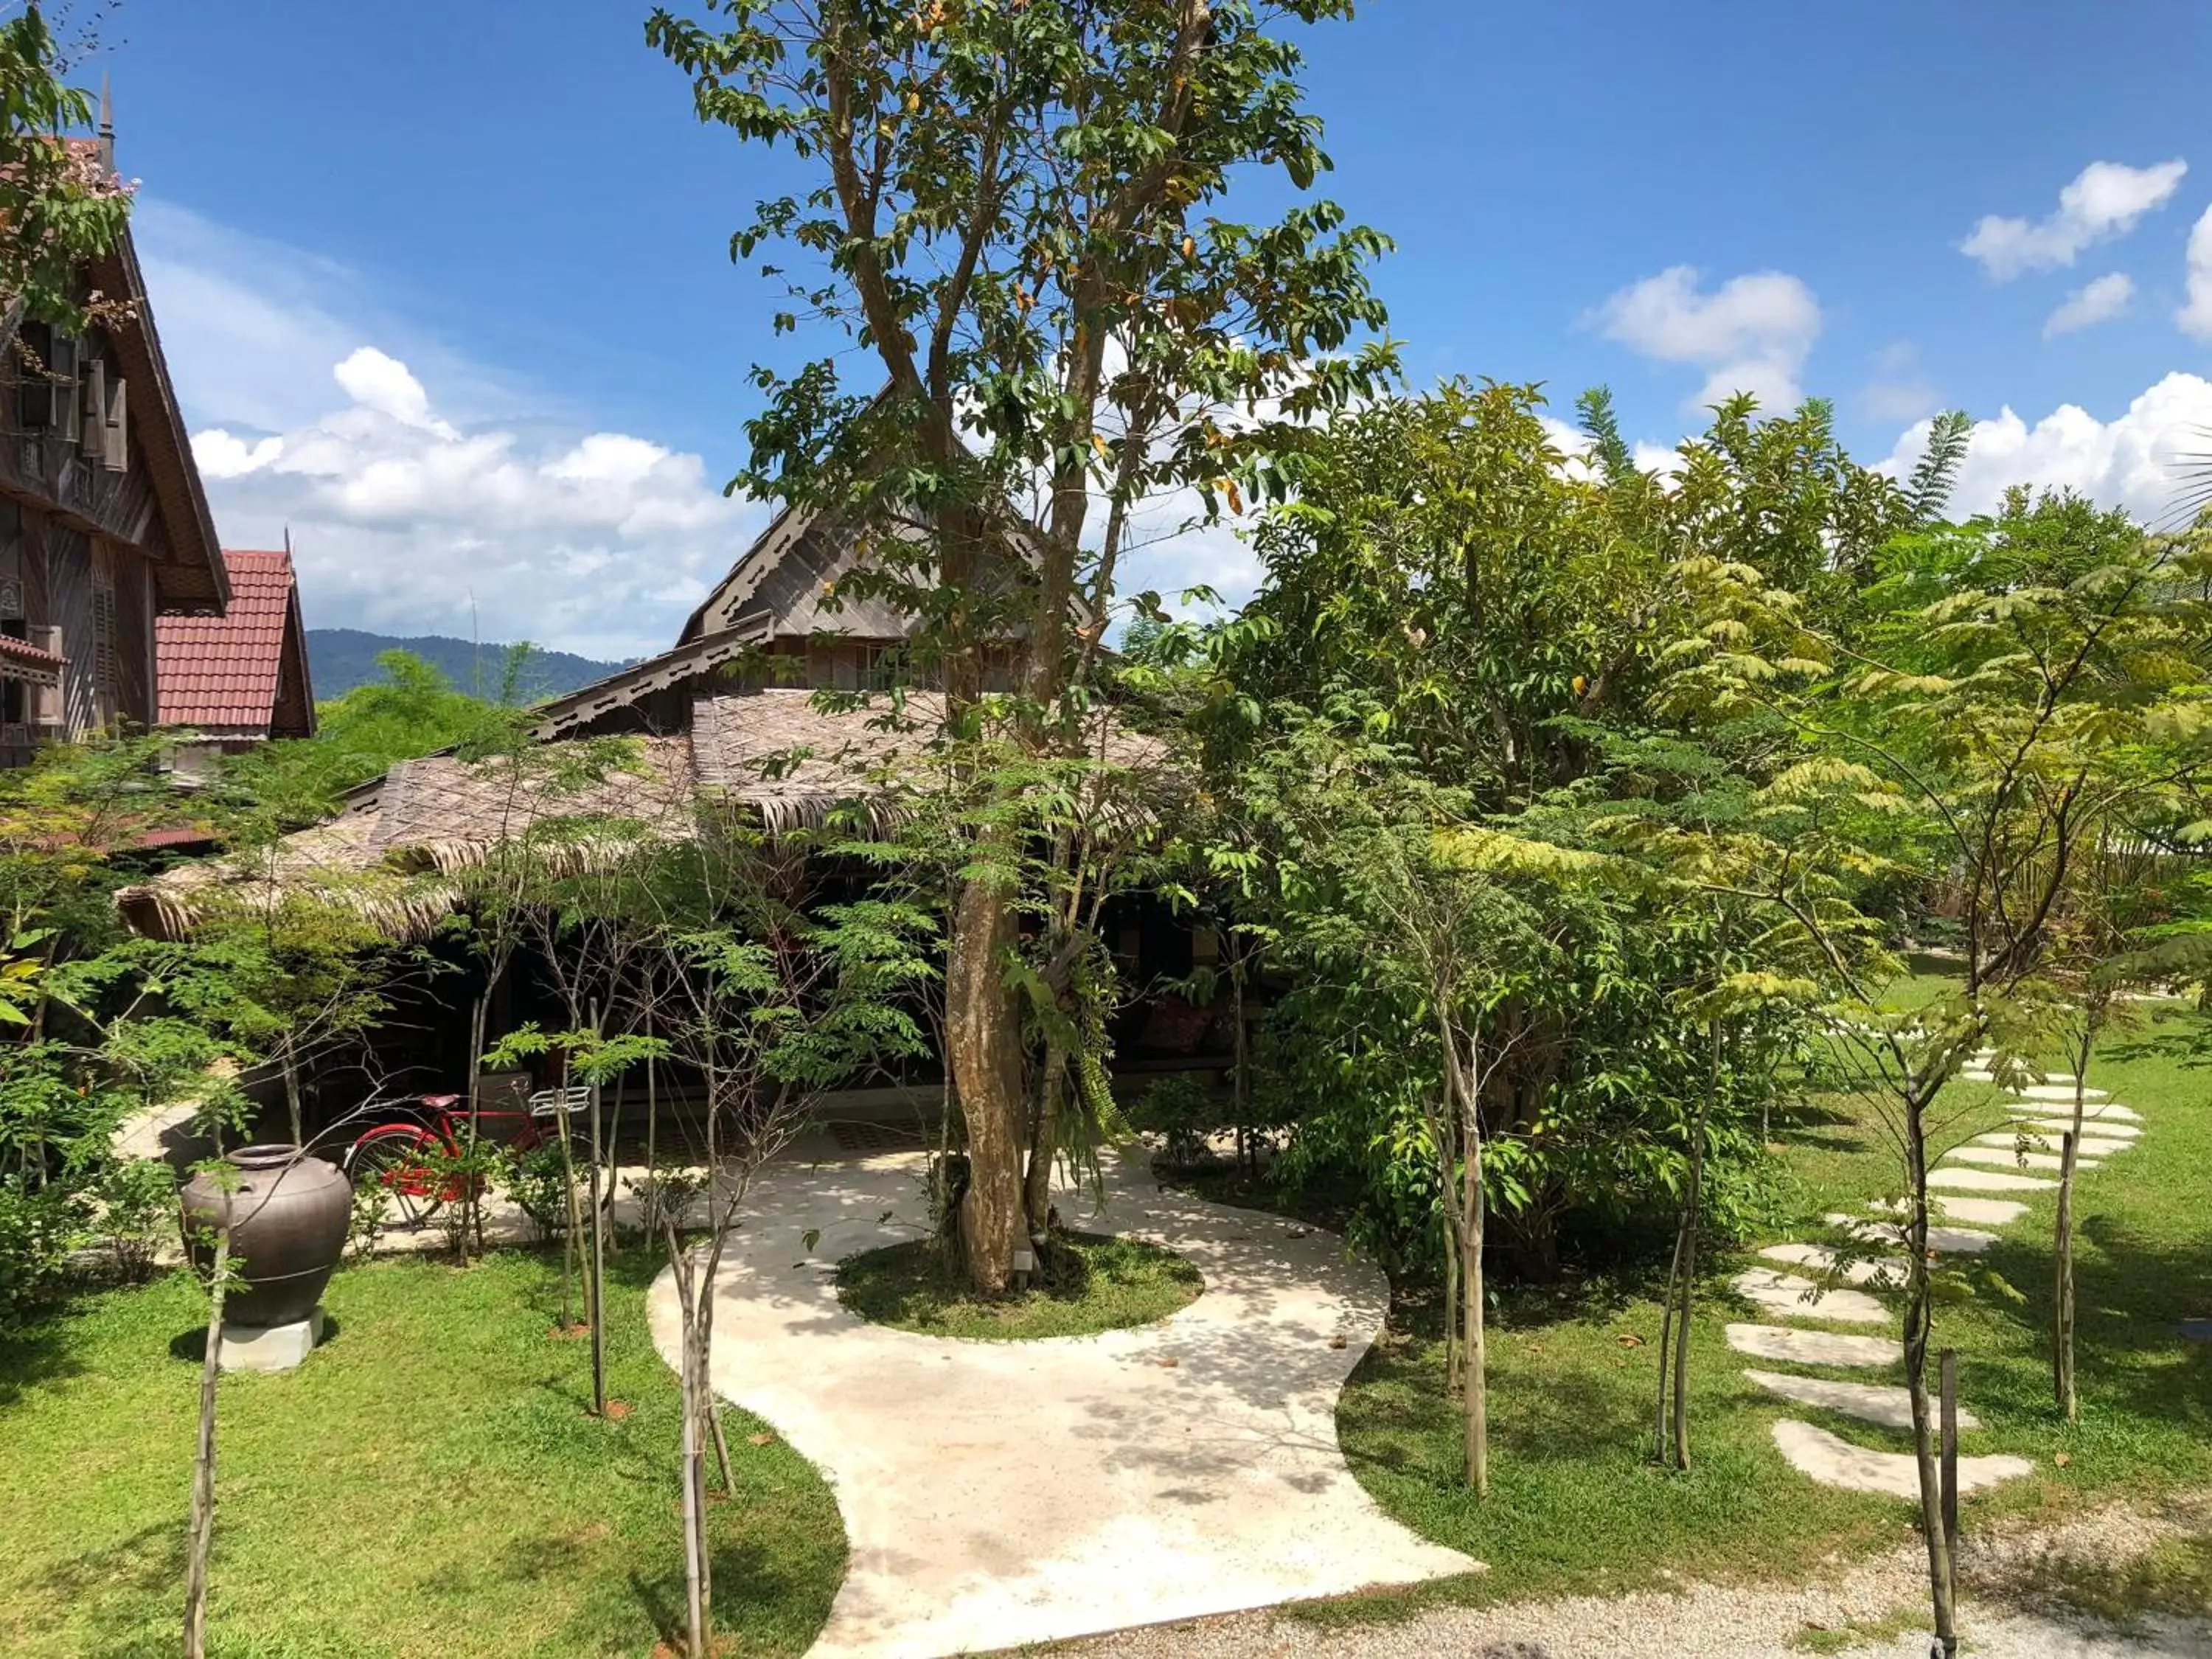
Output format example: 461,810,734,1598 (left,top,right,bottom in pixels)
33,625,62,728
102,377,126,472
91,577,116,711
78,359,105,461
48,335,77,438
